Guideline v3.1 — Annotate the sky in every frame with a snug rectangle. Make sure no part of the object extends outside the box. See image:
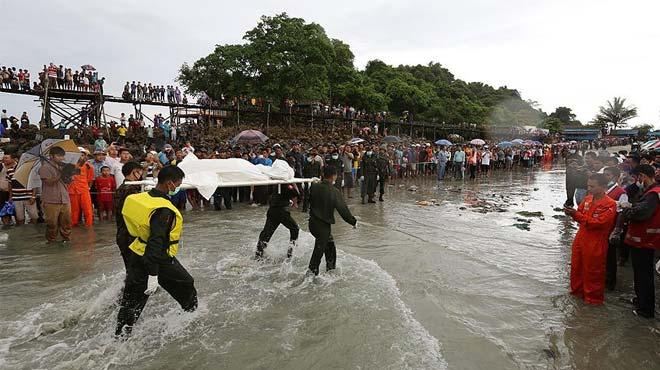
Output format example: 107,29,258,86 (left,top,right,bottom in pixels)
2,0,659,129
